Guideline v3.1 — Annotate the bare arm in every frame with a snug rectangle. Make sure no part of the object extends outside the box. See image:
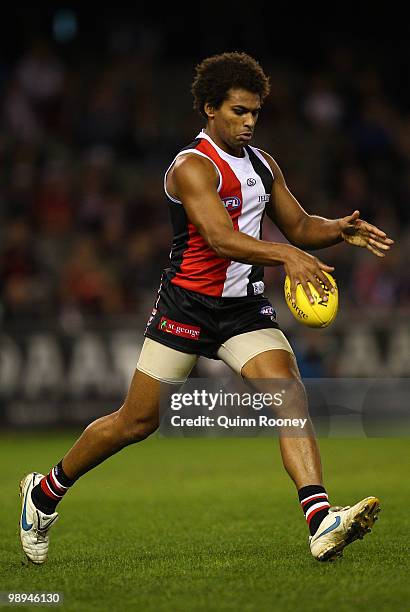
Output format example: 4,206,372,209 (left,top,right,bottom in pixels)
260,150,394,255
167,153,335,303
